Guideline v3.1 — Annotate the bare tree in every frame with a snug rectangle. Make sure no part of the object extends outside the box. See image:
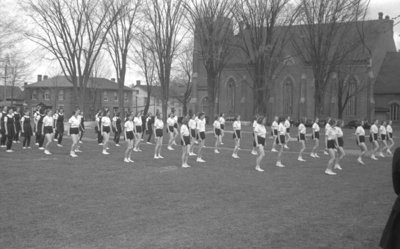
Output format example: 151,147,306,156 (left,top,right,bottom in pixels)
23,0,125,111
106,0,141,119
184,0,235,119
7,52,31,106
132,38,157,115
140,0,186,120
234,0,298,118
291,0,369,117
